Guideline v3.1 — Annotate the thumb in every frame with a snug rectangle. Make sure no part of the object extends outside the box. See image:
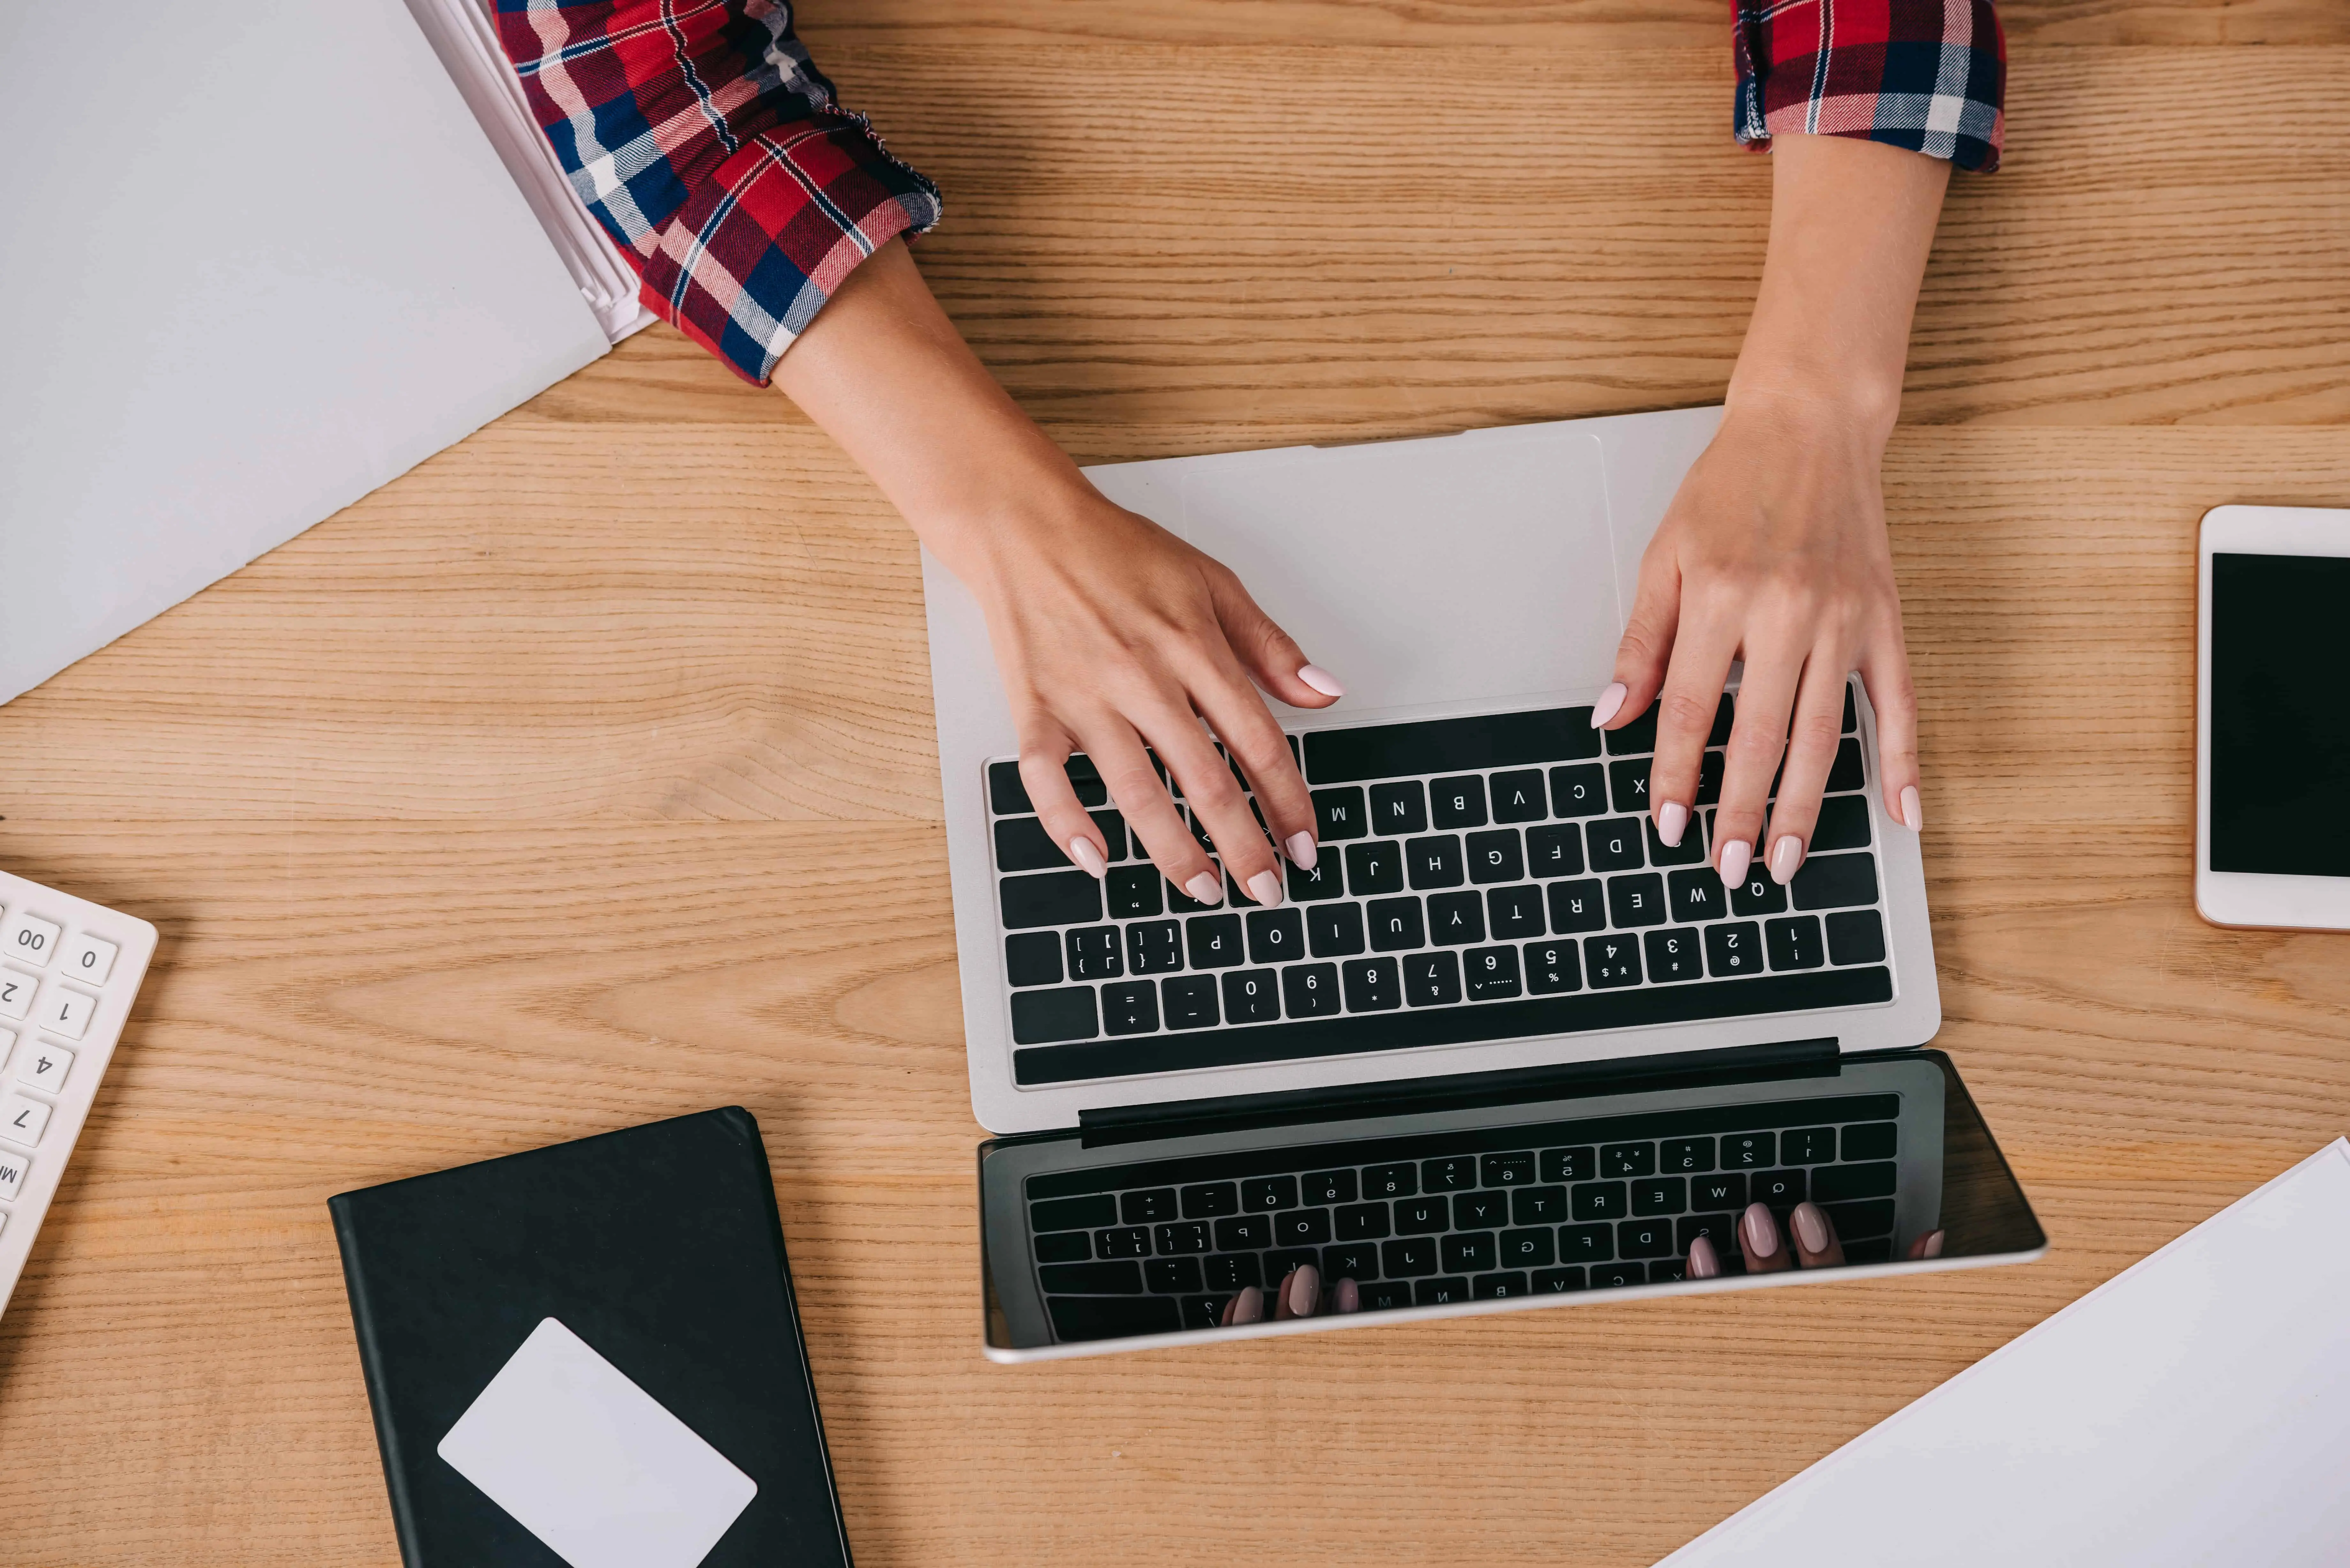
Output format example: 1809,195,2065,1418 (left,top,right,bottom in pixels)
1208,568,1343,708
